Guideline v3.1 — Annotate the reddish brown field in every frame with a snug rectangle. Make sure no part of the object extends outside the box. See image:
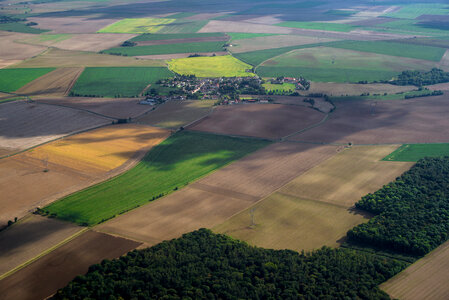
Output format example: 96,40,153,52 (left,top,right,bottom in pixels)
189,103,324,139
289,95,449,144
96,142,338,244
0,230,140,300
